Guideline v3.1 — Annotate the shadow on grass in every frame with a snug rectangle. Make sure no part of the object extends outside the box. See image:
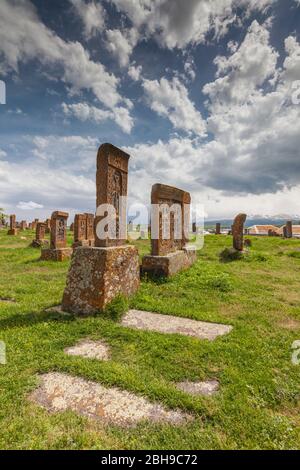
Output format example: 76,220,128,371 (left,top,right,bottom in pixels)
0,309,76,331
